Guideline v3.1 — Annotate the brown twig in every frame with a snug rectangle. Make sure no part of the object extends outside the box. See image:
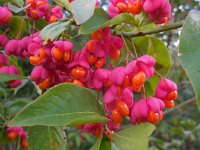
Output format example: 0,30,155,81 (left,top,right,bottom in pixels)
121,34,135,59
155,70,163,79
0,115,6,122
164,97,196,115
16,20,24,39
141,86,146,99
178,81,191,85
129,37,138,58
3,29,9,34
116,22,183,37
